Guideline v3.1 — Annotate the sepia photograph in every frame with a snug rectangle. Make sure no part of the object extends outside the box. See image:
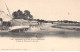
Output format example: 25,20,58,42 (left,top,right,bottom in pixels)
0,0,80,51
